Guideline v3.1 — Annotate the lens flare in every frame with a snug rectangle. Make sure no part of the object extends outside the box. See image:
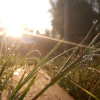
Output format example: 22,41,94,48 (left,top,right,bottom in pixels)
0,0,51,37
